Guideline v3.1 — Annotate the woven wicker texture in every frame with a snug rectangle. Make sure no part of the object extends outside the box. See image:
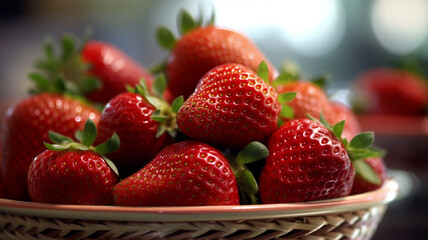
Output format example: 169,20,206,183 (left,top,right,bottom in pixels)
0,205,386,240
